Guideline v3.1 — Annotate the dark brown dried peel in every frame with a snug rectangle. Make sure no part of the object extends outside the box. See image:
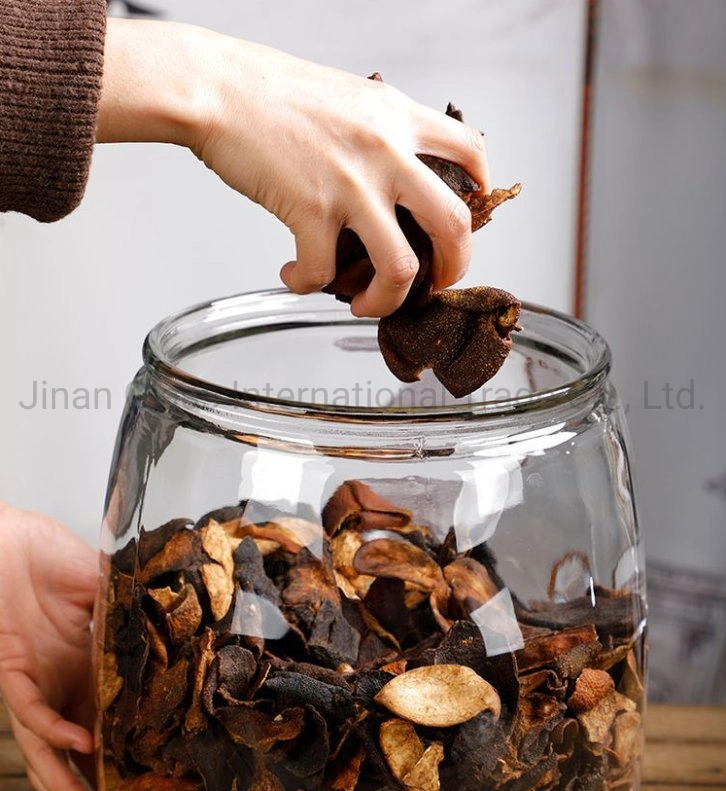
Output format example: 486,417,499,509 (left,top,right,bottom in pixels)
323,80,522,398
325,741,366,791
517,588,645,642
516,624,600,674
322,480,412,536
214,644,257,703
378,286,521,398
446,711,509,791
118,775,202,791
217,704,306,751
